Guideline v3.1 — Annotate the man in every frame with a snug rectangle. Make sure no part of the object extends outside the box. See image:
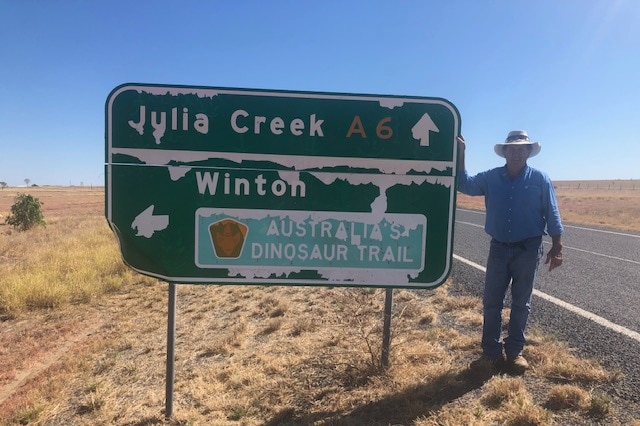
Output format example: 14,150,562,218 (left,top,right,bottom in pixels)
457,130,564,374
